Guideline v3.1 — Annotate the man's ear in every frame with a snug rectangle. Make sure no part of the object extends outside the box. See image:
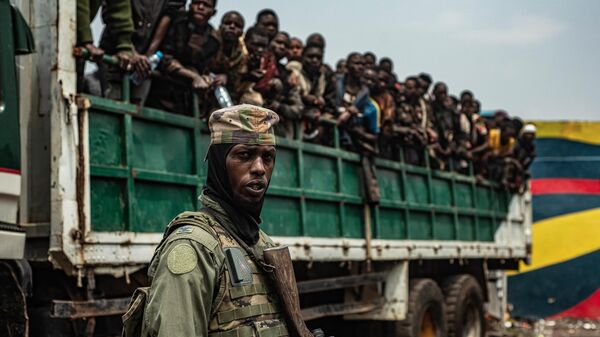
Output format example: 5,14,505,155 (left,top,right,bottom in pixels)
211,9,217,19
